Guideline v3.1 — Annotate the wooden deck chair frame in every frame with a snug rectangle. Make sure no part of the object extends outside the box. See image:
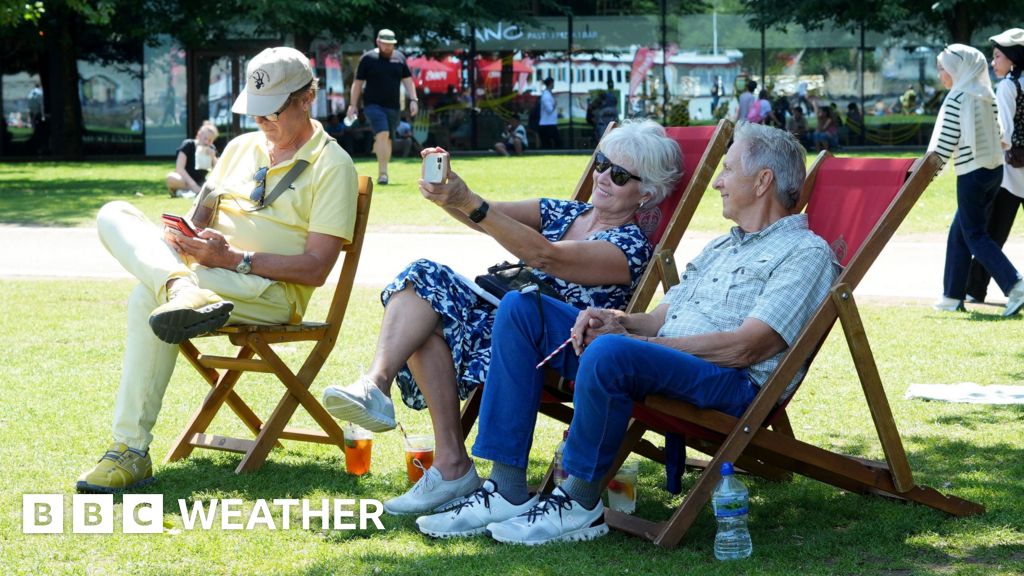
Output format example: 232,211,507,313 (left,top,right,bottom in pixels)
457,119,735,440
600,151,984,549
165,175,373,473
